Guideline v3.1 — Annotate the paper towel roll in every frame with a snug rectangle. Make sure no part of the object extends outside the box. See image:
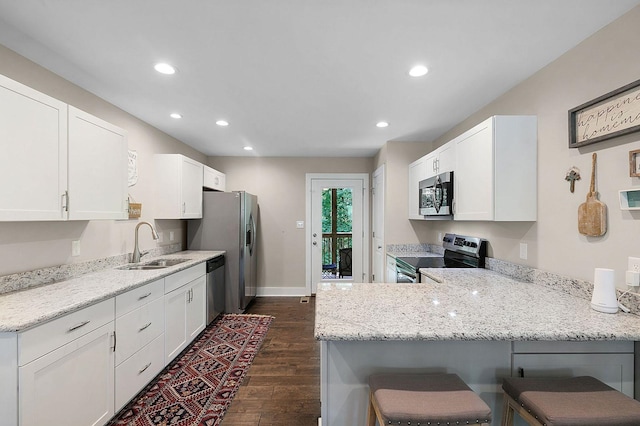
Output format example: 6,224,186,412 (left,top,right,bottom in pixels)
591,268,618,313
